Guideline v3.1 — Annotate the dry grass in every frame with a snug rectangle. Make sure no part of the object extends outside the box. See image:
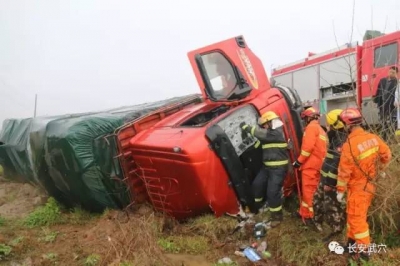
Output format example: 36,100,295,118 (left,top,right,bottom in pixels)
0,202,399,266
264,212,400,266
369,143,400,237
0,202,176,265
100,212,175,266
